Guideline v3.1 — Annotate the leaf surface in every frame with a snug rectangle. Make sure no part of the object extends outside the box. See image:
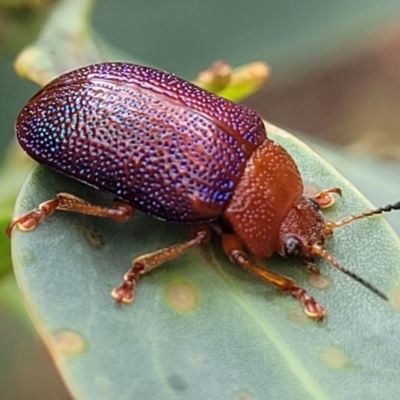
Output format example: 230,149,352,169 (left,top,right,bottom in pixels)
10,123,400,400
